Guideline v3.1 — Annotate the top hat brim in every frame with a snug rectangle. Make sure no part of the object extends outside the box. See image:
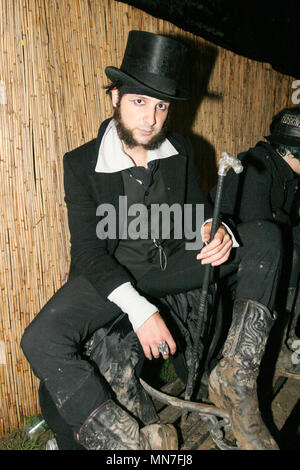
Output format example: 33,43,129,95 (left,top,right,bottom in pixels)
265,134,300,148
105,66,189,101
